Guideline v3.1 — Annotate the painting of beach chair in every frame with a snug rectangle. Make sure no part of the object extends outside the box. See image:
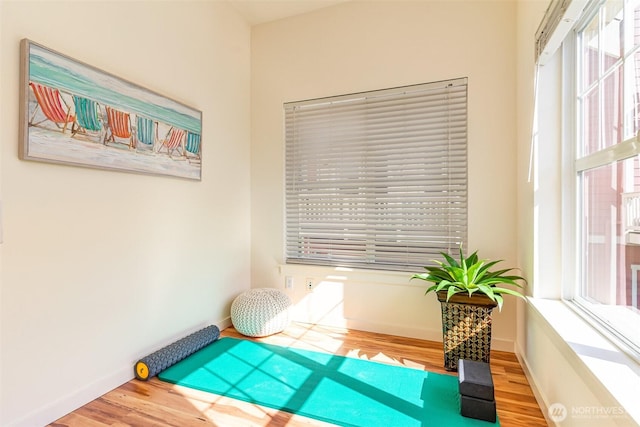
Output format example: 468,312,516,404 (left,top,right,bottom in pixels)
135,116,157,151
104,106,133,148
184,131,201,163
71,95,102,138
21,40,203,180
28,82,75,133
158,127,185,157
